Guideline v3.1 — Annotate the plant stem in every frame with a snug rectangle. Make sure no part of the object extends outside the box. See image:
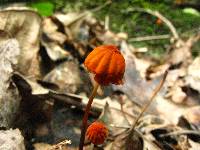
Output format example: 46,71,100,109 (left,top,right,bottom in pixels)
79,83,99,150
